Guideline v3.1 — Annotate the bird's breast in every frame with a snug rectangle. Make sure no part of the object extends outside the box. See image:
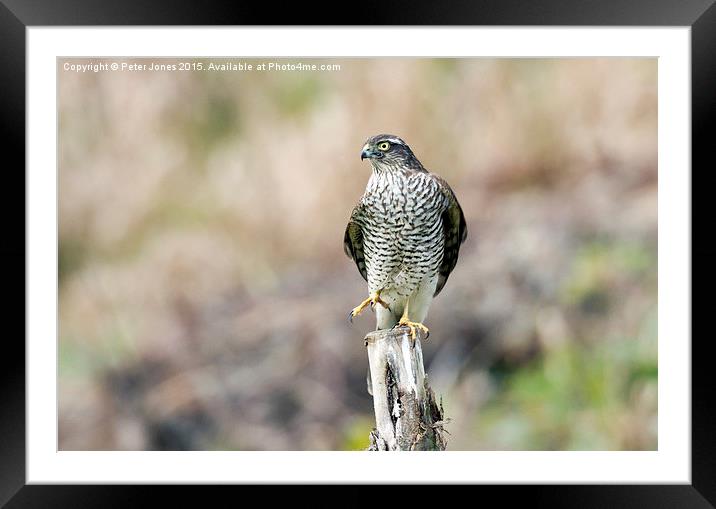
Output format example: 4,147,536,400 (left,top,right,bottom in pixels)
363,174,442,226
